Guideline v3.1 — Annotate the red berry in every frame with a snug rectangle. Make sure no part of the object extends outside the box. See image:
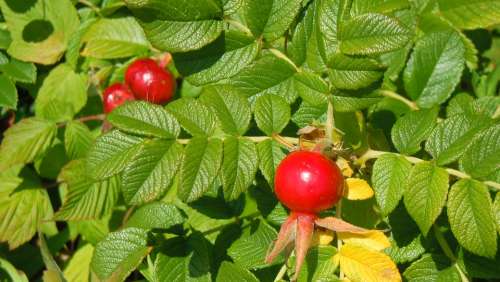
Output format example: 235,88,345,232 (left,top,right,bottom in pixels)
102,83,135,113
274,150,343,214
125,58,176,104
